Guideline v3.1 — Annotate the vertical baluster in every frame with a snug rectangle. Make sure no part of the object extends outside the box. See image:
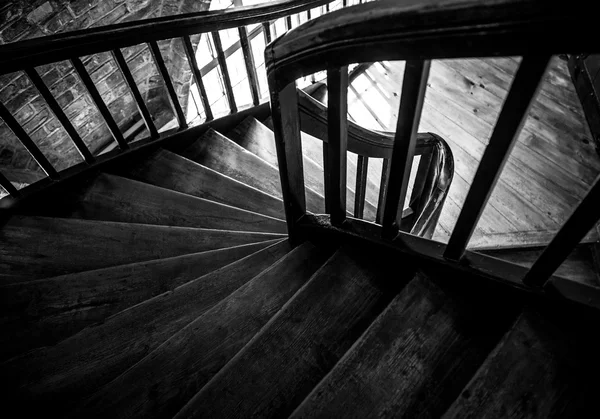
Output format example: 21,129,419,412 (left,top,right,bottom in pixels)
444,55,550,261
354,155,368,218
381,59,430,238
376,157,391,224
262,22,272,44
323,141,330,213
212,31,237,114
26,68,95,164
71,57,128,150
326,66,349,226
182,36,213,121
0,171,19,197
148,41,187,129
285,16,292,31
112,49,159,139
238,27,260,106
523,174,600,287
270,80,305,242
343,0,348,6
306,9,311,20
0,101,58,179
